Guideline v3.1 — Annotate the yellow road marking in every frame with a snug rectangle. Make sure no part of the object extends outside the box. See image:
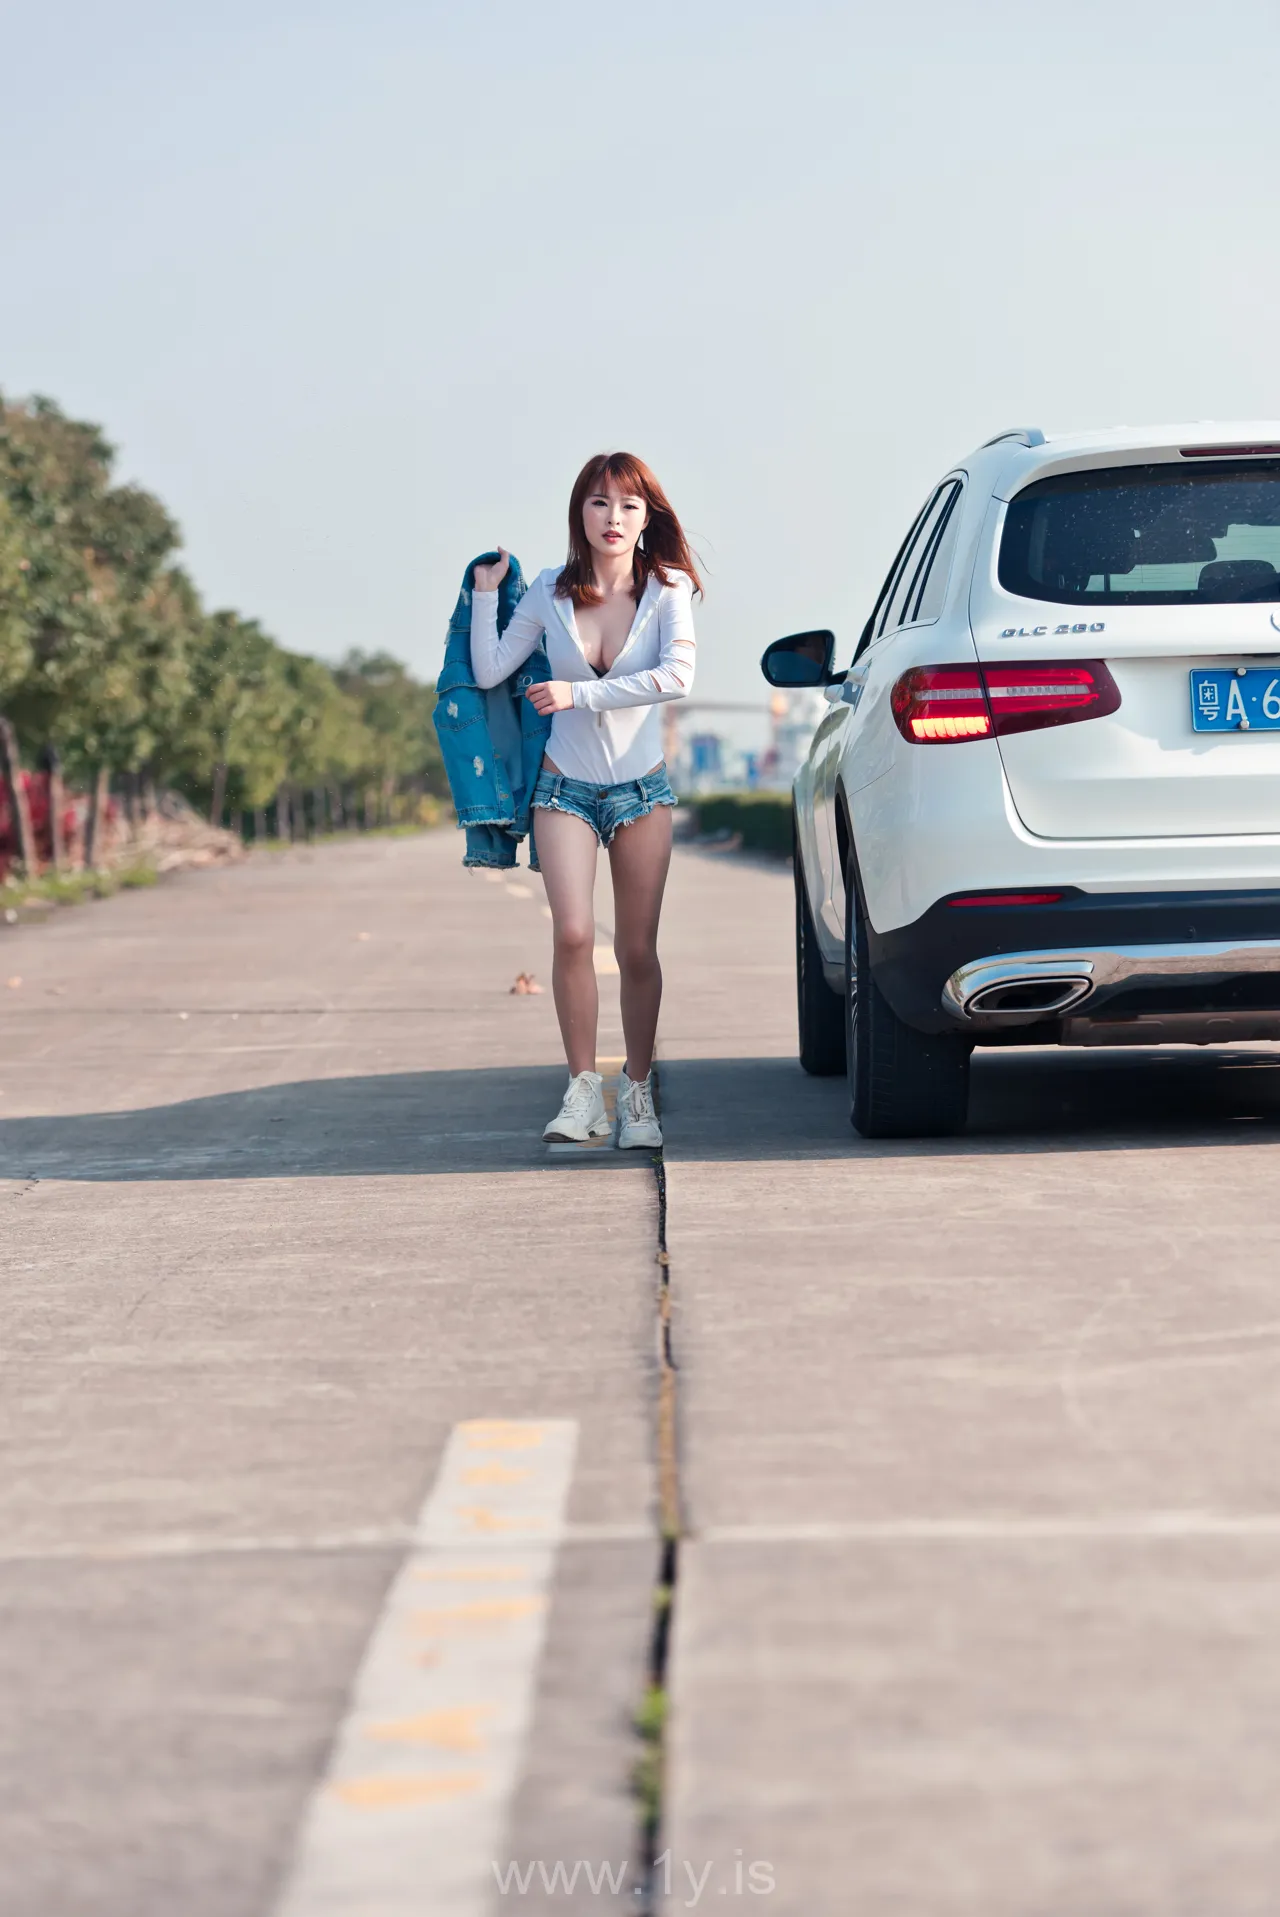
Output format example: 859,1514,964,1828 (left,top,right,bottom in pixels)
366,1707,492,1751
273,1421,578,1916
452,1504,546,1534
411,1596,545,1630
460,1421,546,1451
331,1773,484,1809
